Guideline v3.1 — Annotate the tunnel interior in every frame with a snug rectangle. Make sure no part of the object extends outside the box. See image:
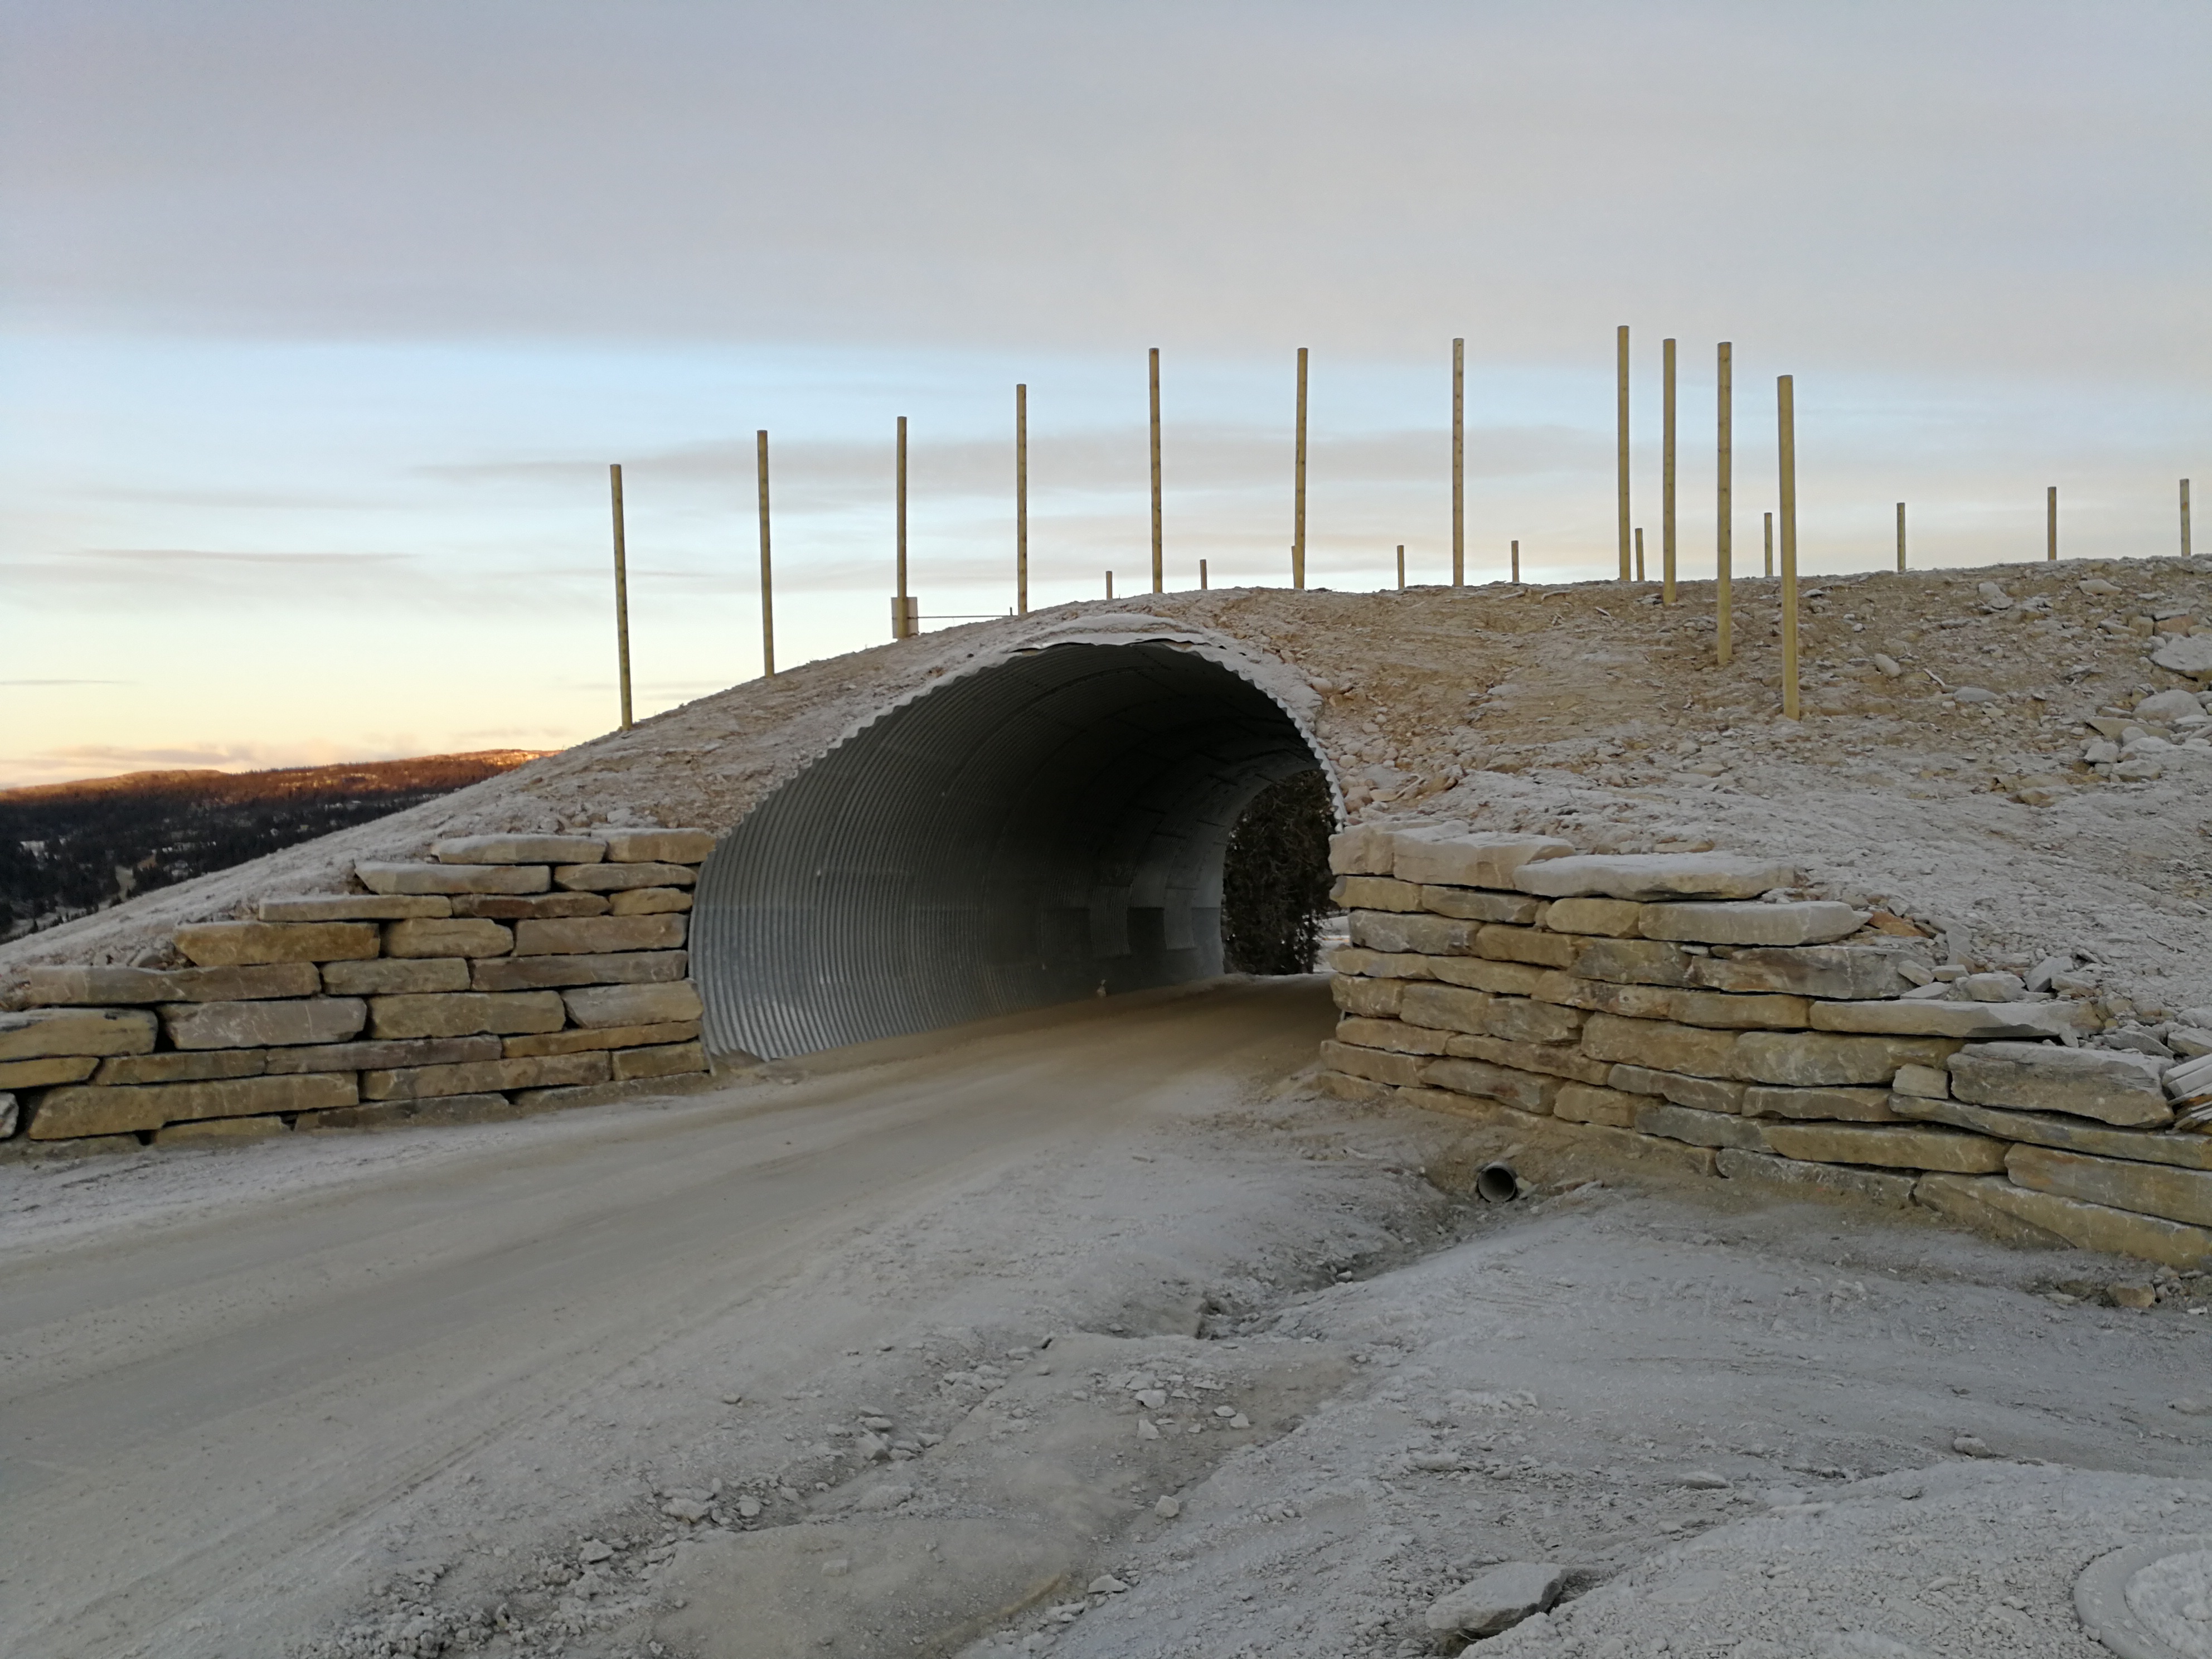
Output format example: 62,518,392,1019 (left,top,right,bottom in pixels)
691,641,1335,1060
